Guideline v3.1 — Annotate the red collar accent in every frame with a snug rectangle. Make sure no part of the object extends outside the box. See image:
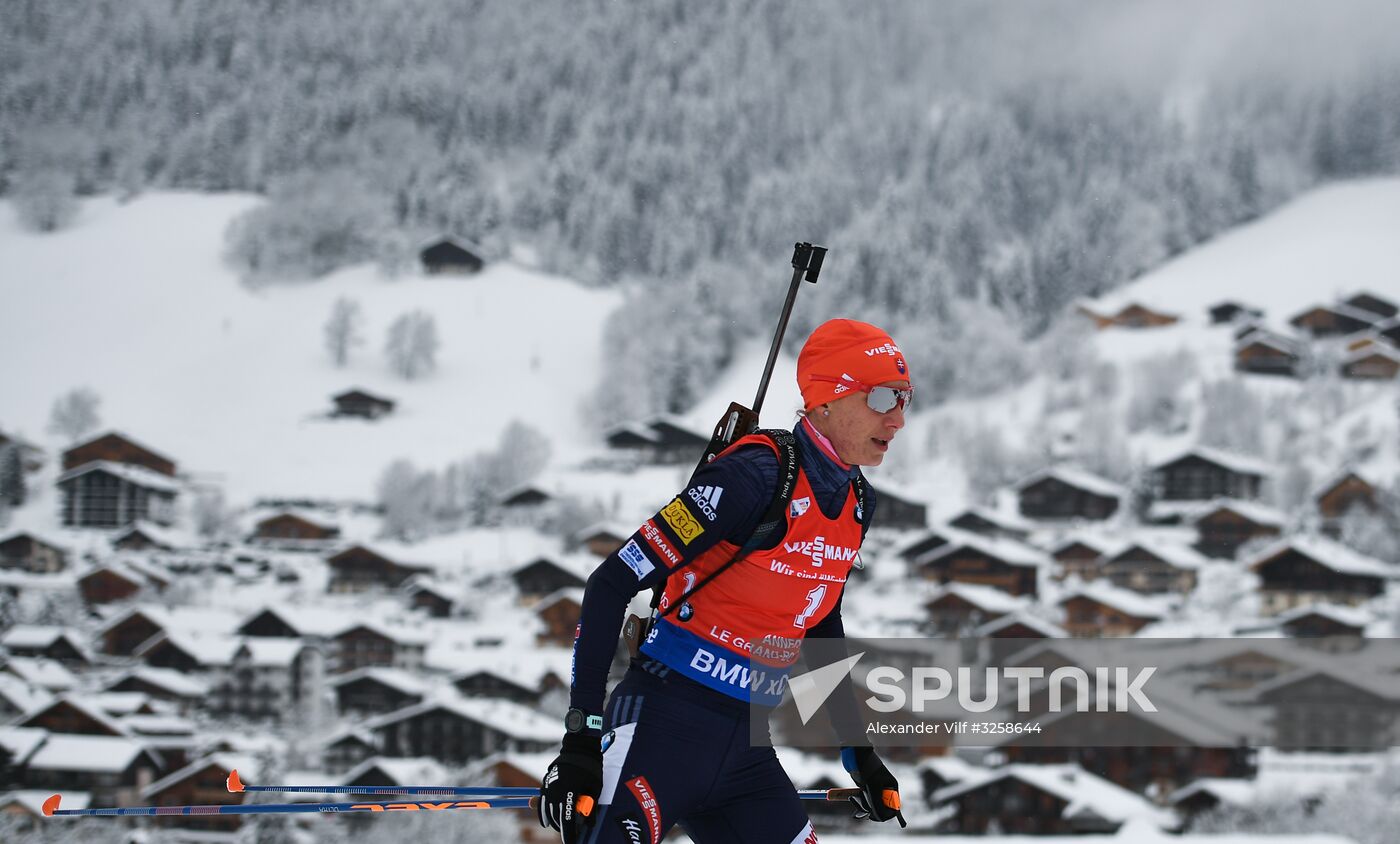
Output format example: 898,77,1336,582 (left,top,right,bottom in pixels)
802,417,851,471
